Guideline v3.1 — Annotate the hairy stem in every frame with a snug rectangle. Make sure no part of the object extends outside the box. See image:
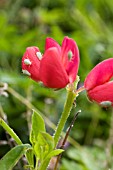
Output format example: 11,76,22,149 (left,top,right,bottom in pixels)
54,90,76,147
54,110,81,170
53,76,80,148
